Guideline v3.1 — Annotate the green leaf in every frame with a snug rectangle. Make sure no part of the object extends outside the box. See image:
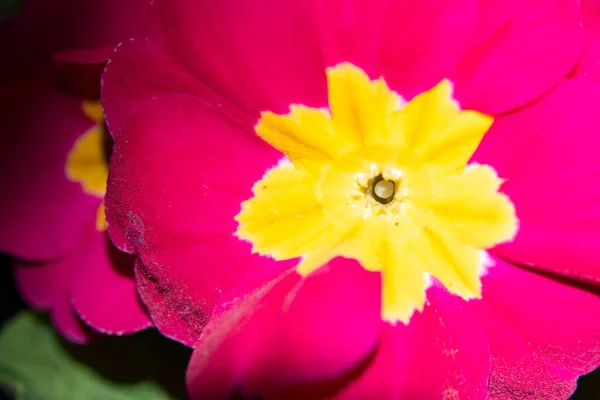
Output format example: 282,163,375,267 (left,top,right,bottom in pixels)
0,312,191,400
0,0,21,20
